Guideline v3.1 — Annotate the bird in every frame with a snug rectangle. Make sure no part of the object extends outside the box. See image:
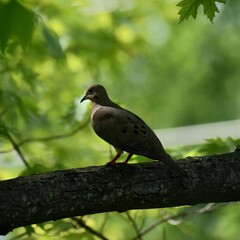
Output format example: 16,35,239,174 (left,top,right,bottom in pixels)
81,84,188,178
